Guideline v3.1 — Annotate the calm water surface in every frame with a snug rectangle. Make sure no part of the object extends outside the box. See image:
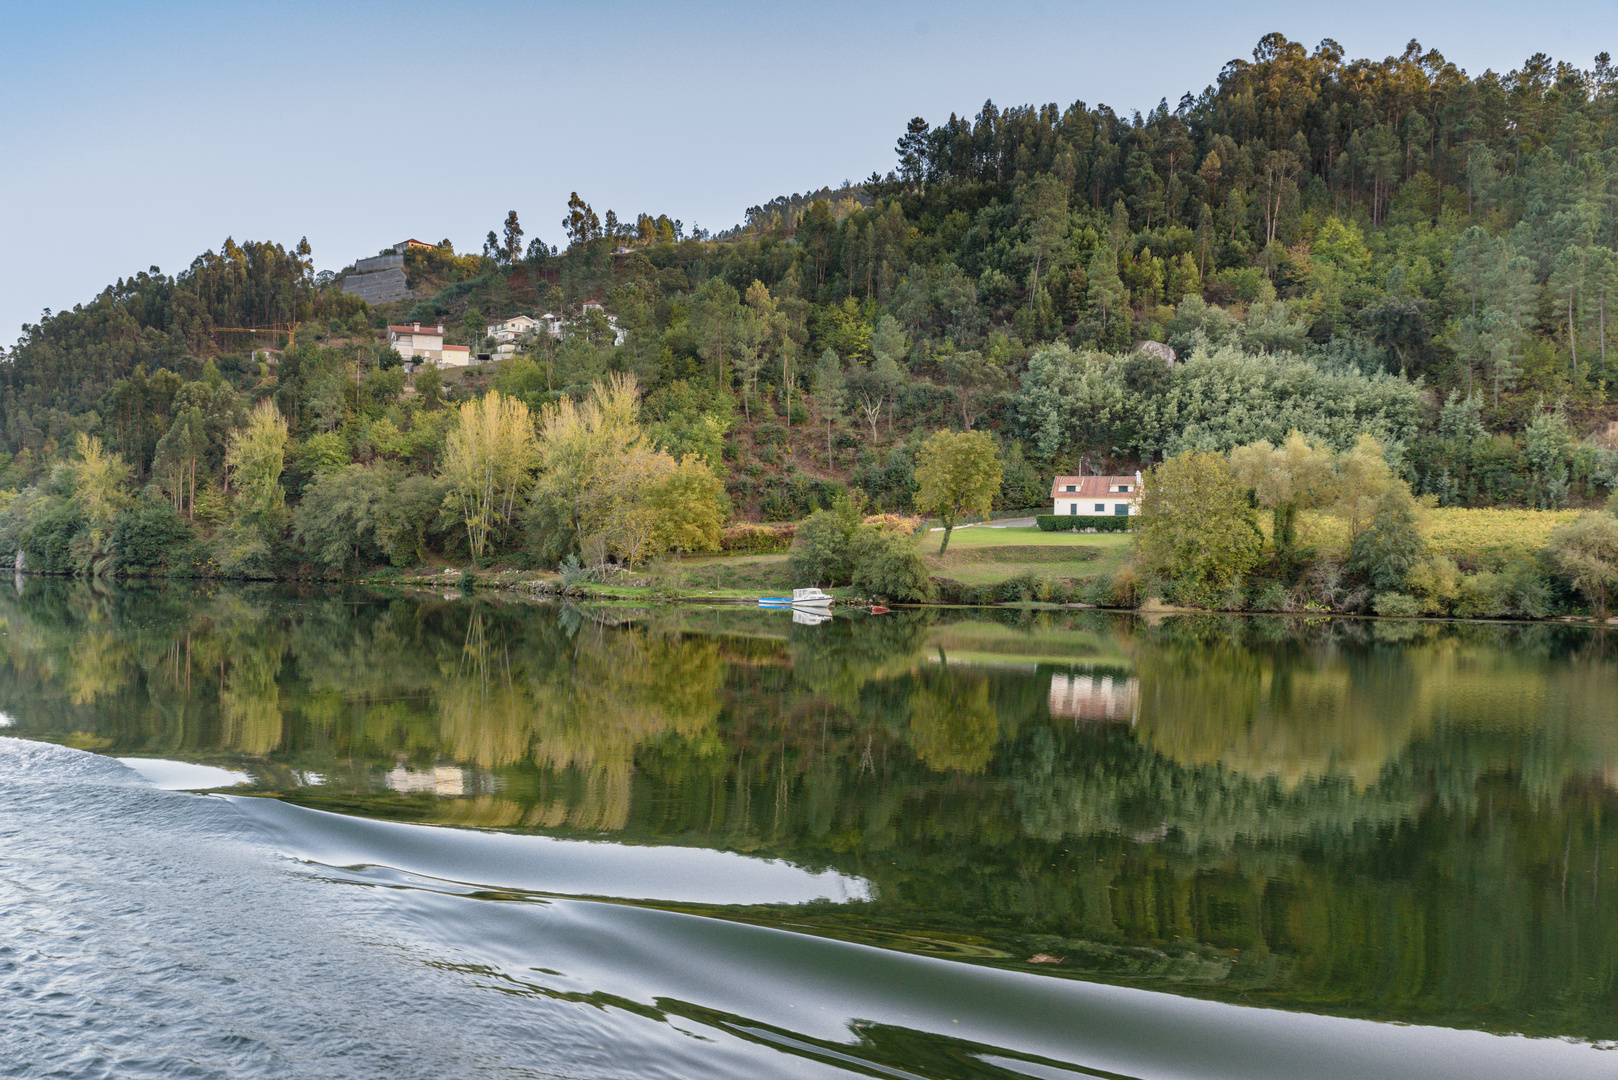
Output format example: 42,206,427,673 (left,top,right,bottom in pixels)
1,582,1615,1078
